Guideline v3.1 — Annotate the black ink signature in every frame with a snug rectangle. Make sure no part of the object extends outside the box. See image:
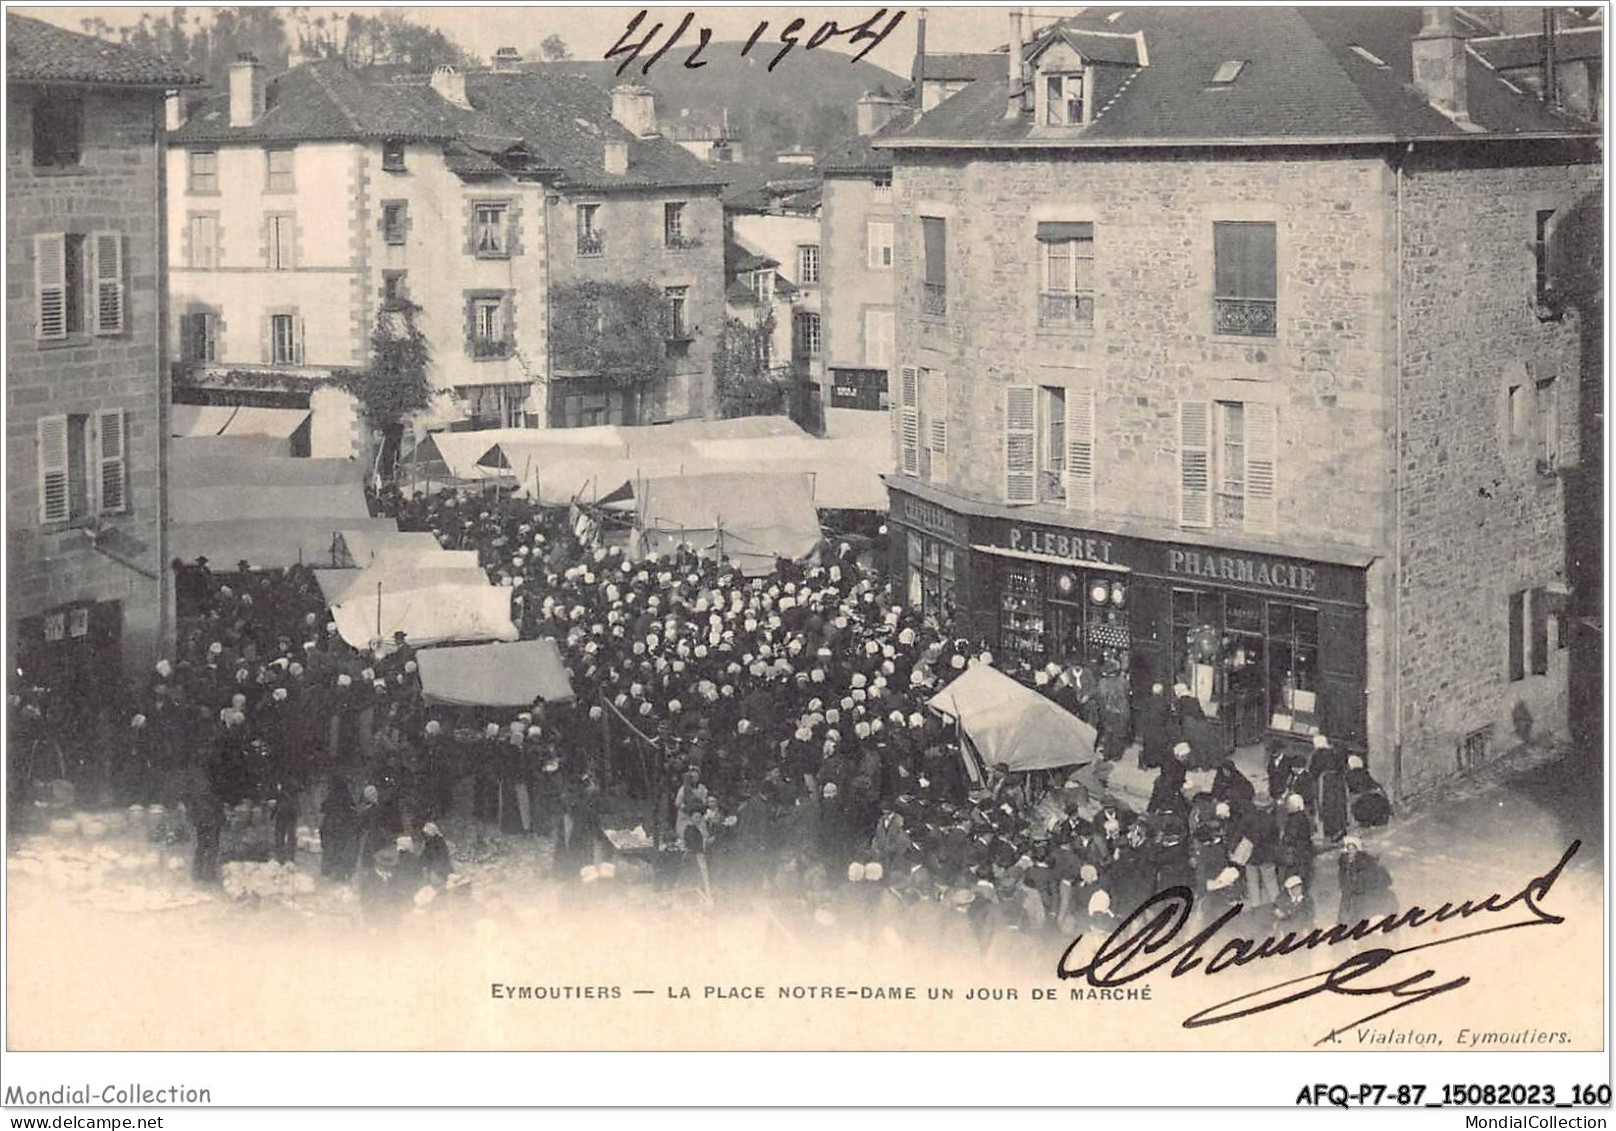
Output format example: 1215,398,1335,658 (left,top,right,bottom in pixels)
606,9,907,77
1056,841,1580,1045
